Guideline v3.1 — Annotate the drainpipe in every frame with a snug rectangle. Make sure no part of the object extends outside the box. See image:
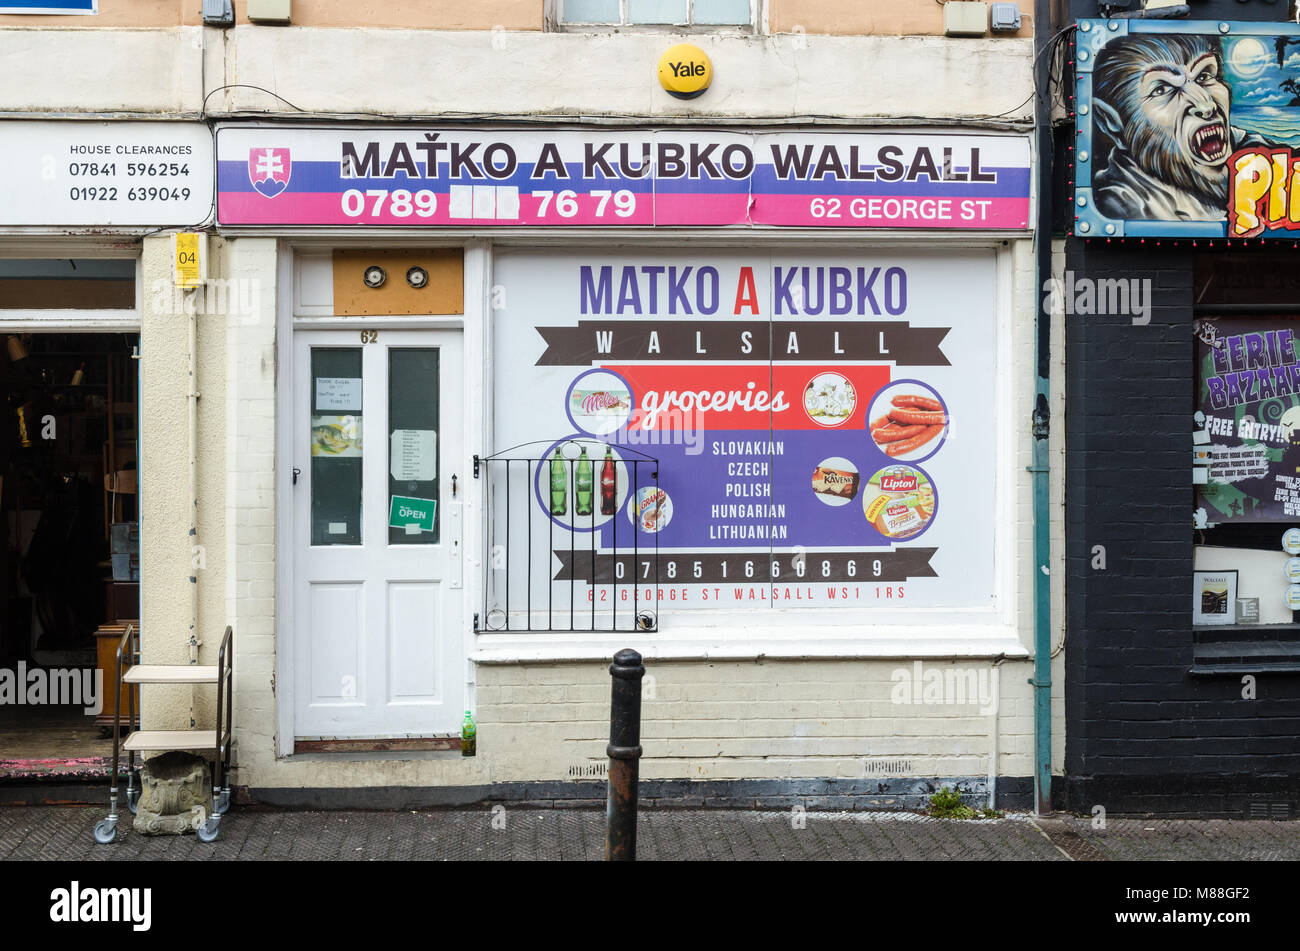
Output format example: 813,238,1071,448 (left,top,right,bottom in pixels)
188,286,200,729
1029,0,1054,816
987,655,1006,810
